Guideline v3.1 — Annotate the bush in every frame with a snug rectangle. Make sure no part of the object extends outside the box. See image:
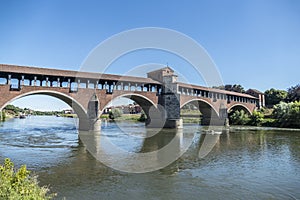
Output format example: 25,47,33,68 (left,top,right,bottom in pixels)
108,108,123,120
229,110,250,125
272,101,300,128
261,118,276,127
0,158,55,200
138,112,147,122
249,111,264,126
